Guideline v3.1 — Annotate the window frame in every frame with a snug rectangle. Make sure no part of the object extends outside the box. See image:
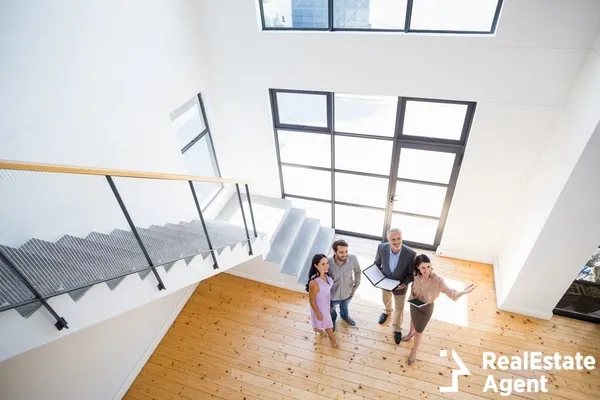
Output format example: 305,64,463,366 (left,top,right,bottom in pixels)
172,93,224,210
259,0,504,35
269,88,476,250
